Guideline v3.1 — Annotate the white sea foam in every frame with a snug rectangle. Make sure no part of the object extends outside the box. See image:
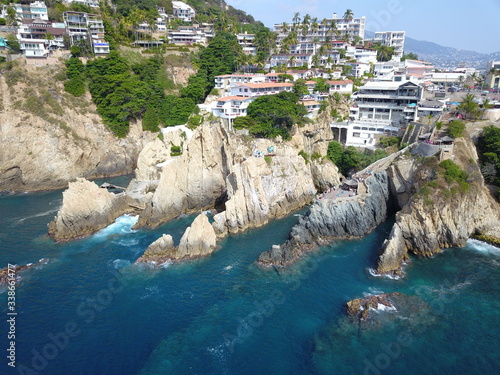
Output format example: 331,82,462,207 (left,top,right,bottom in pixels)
113,259,131,269
466,239,500,256
376,303,397,312
15,208,59,224
368,268,401,280
141,285,160,299
92,215,139,240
